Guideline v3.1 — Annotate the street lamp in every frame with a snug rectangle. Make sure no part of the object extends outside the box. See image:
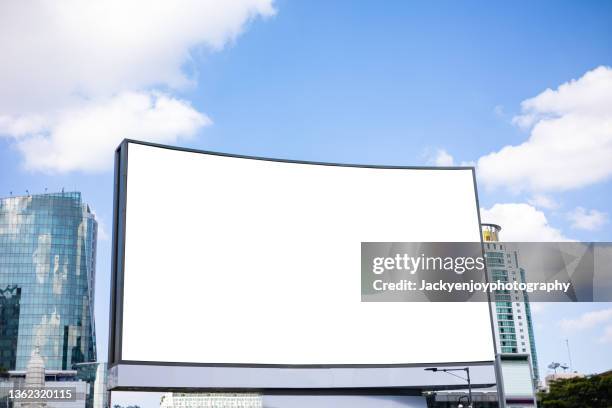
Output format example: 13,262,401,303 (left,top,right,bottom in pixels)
425,367,473,408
